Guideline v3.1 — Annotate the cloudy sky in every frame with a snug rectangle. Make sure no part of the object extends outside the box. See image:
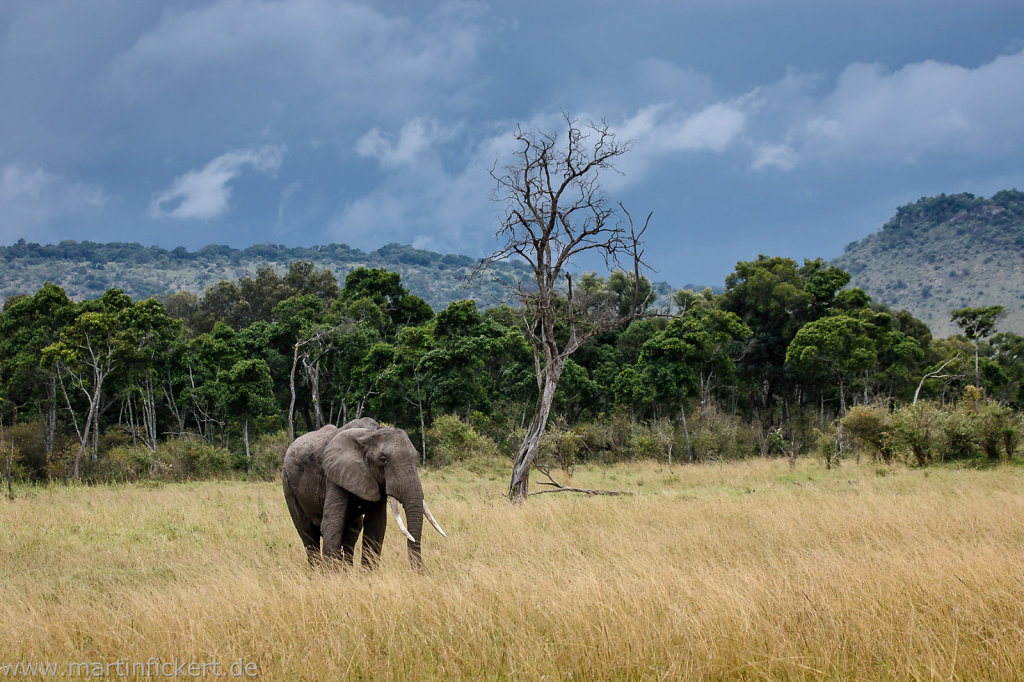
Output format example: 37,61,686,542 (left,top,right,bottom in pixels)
2,0,1023,287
